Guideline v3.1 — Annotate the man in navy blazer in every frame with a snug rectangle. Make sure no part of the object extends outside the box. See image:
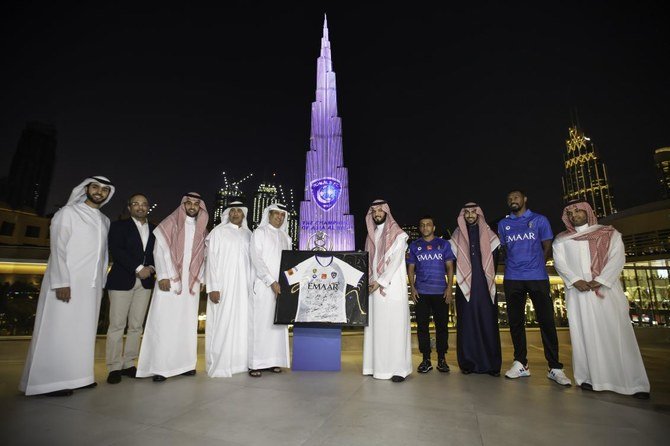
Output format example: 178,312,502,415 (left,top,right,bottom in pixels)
105,193,156,384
